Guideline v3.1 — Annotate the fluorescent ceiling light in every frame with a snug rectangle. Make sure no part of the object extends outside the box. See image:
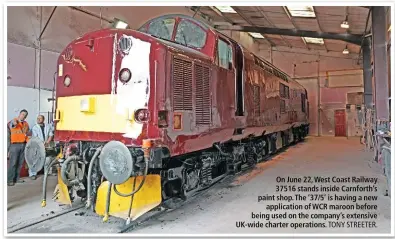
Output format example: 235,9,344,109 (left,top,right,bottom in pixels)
303,37,324,44
286,6,316,18
215,6,236,13
342,48,349,54
341,21,349,29
113,18,128,29
249,32,265,39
